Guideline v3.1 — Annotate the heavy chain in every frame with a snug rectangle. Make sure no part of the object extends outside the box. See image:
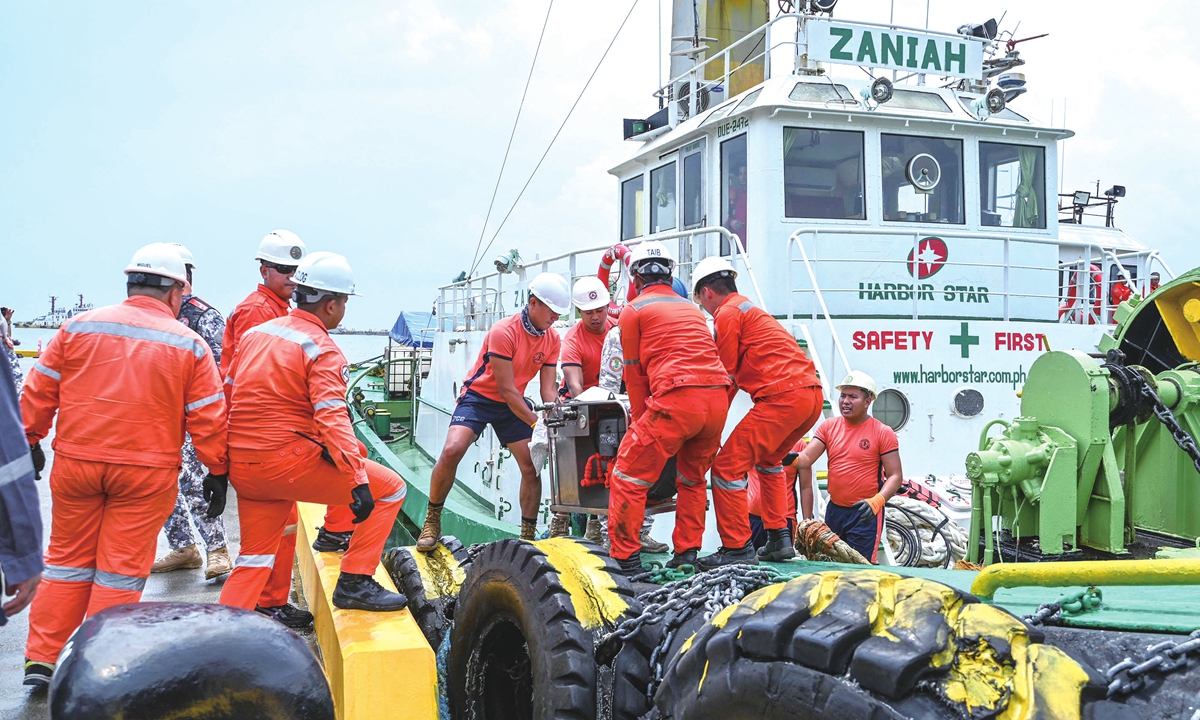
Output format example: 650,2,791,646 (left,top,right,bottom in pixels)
1104,629,1200,698
1022,587,1102,627
596,564,789,702
1139,382,1200,476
